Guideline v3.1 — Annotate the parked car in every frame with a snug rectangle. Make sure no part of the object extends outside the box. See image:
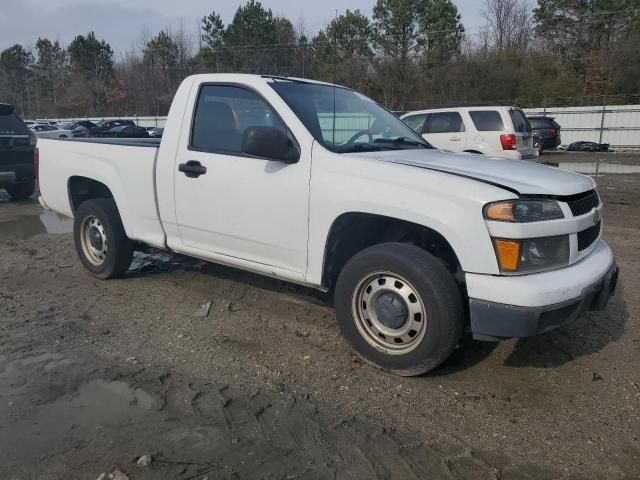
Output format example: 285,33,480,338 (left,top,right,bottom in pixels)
0,103,37,200
528,116,561,154
93,125,149,138
401,106,538,161
30,124,59,133
90,120,136,136
148,127,164,138
35,119,56,126
37,74,617,376
37,121,94,139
